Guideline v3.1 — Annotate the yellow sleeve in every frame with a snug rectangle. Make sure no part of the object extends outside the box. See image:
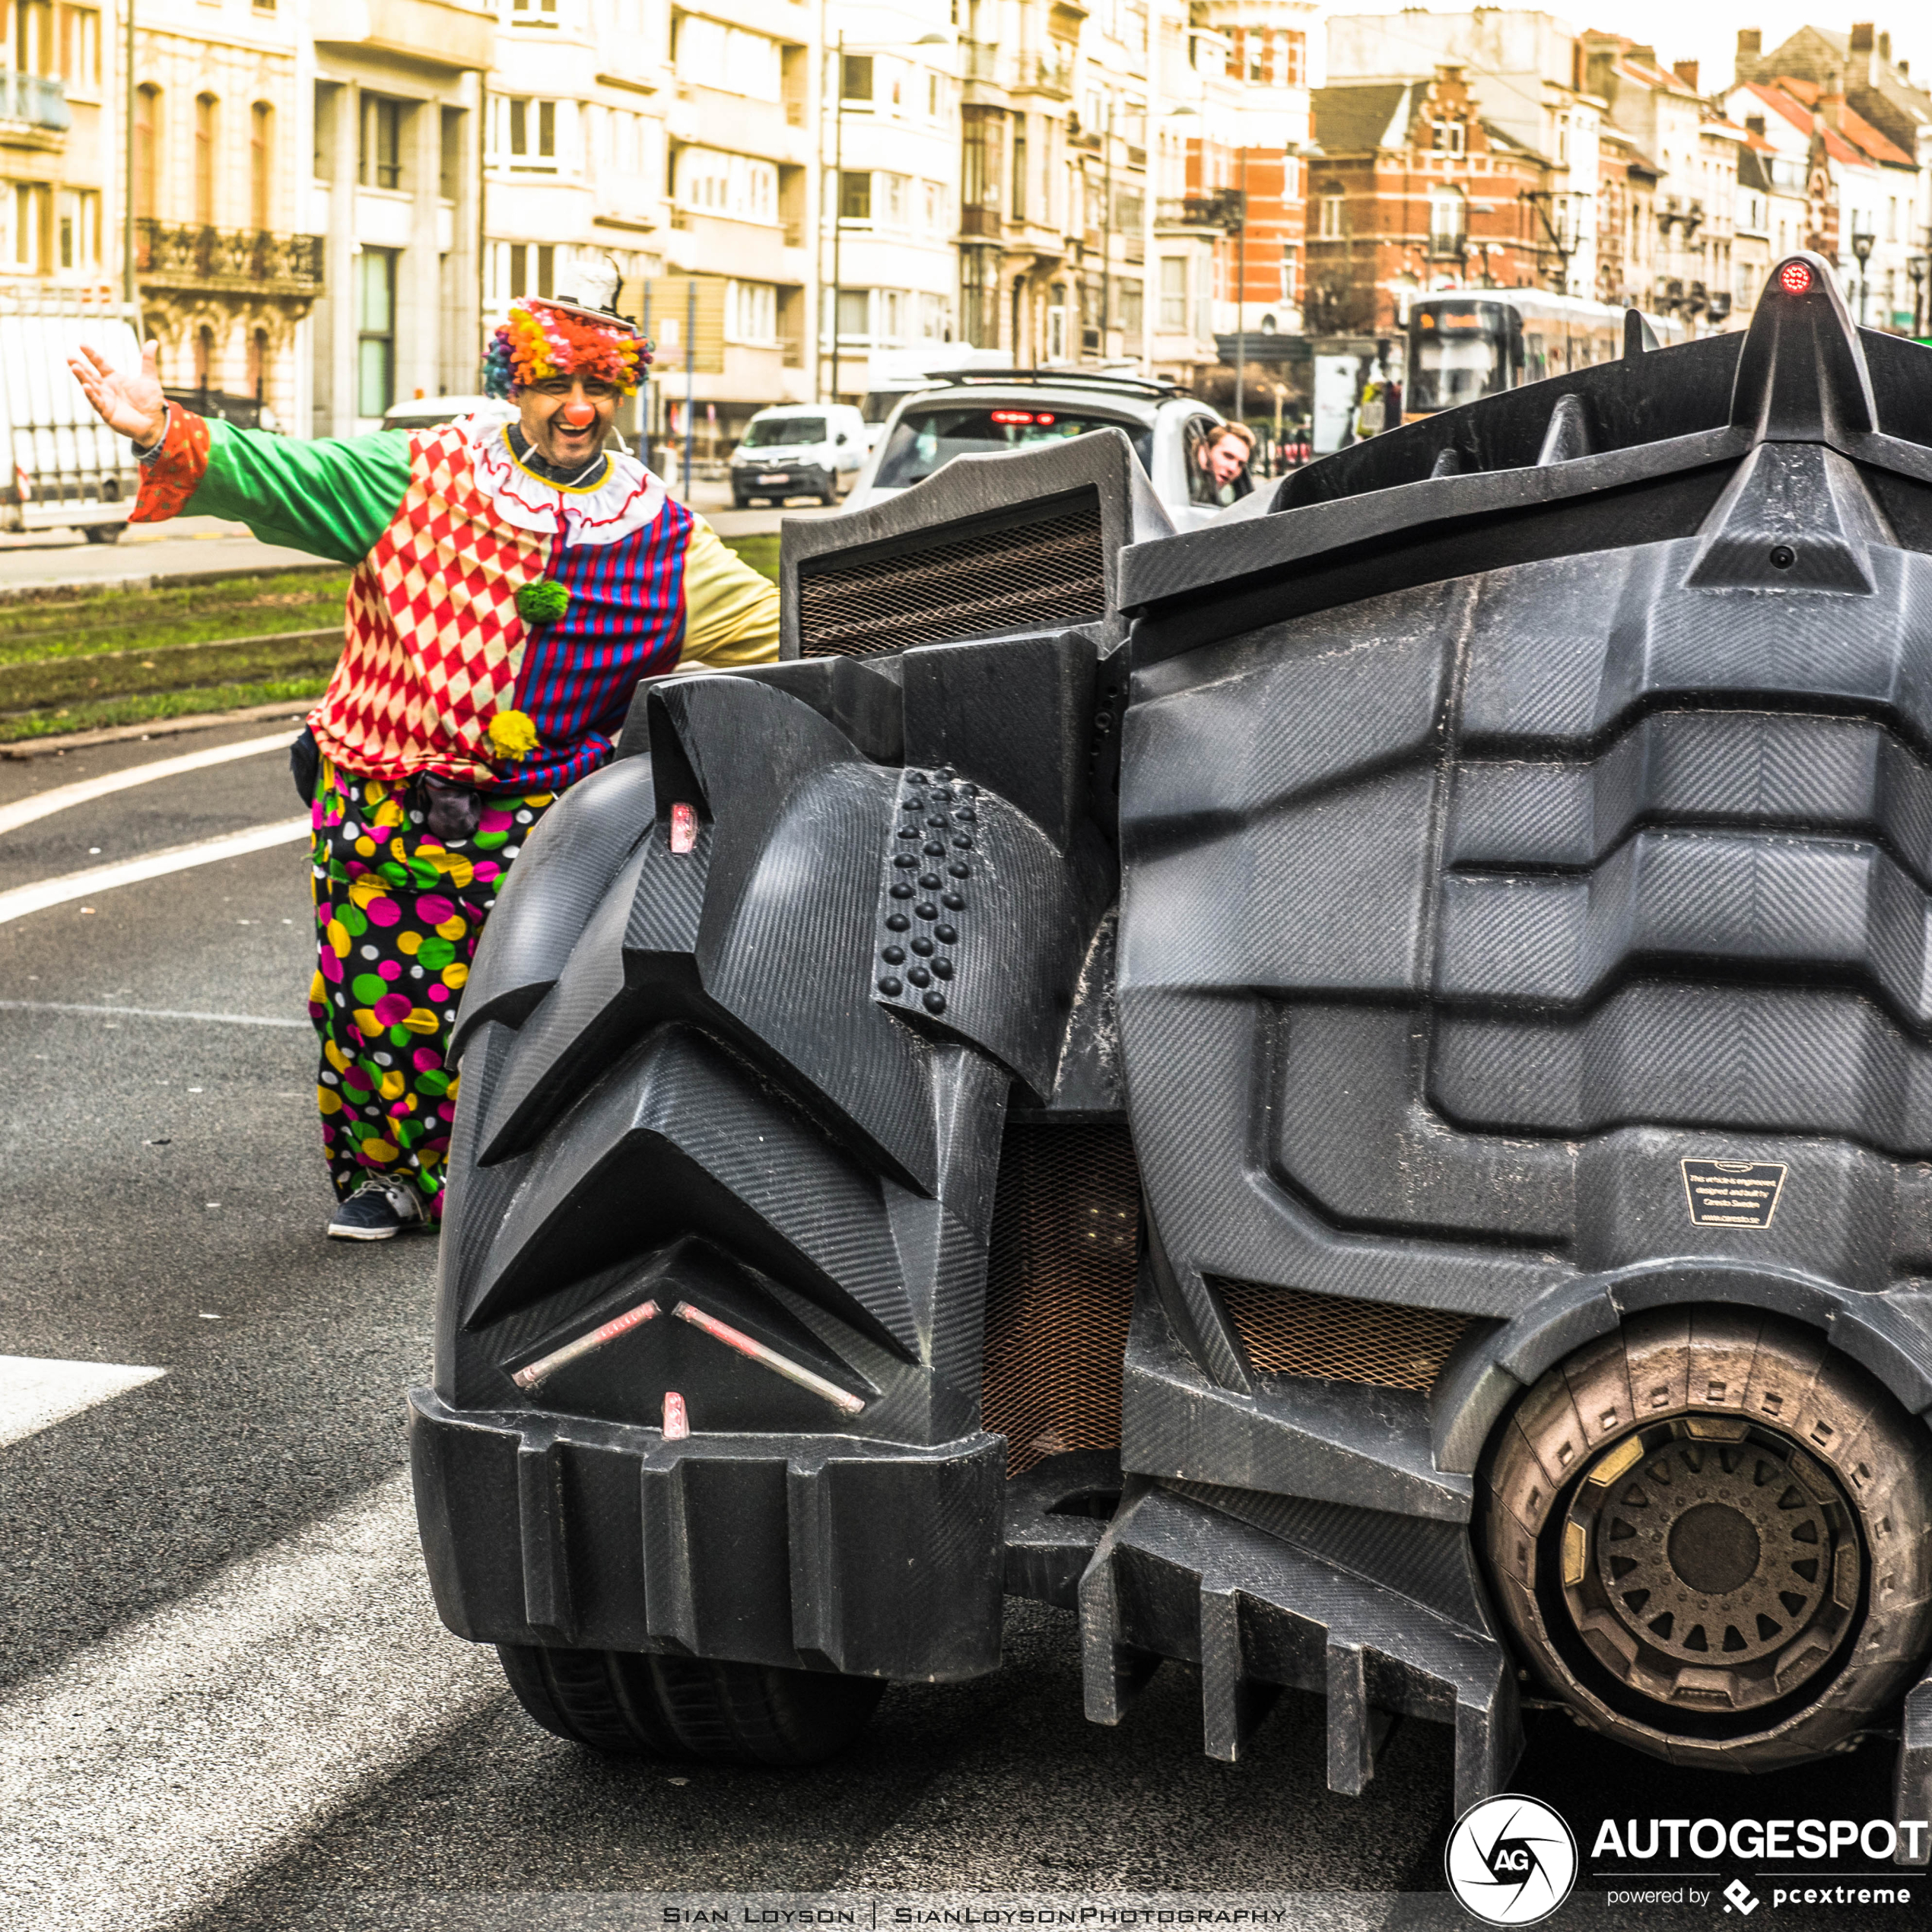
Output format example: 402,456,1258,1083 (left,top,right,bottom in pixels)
680,516,780,670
